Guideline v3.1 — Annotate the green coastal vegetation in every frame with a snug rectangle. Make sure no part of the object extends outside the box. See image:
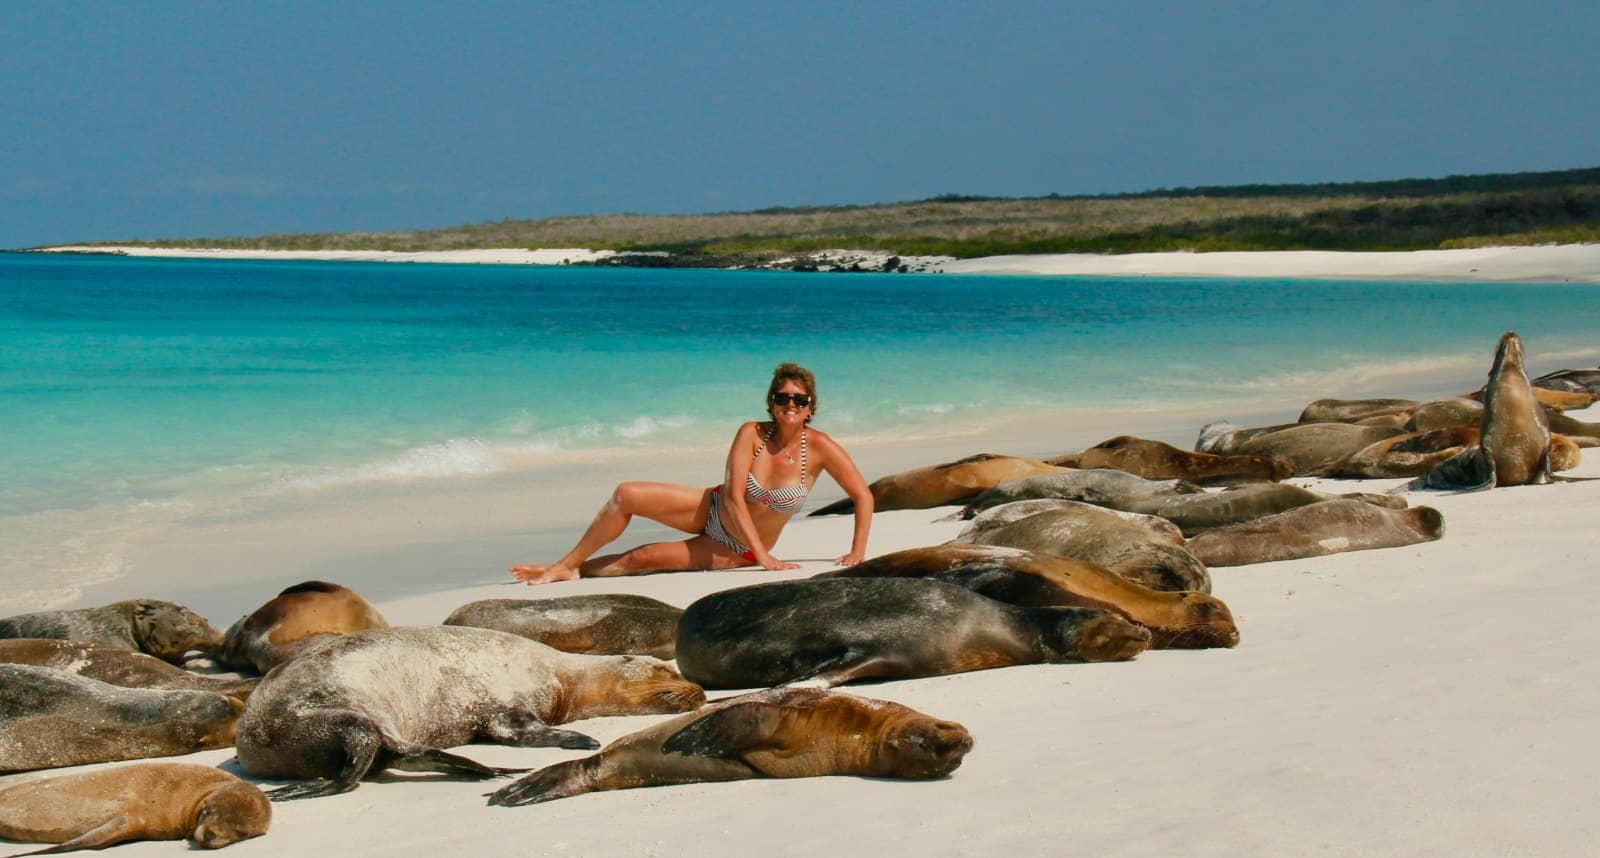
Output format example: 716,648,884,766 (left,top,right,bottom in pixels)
80,166,1600,261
